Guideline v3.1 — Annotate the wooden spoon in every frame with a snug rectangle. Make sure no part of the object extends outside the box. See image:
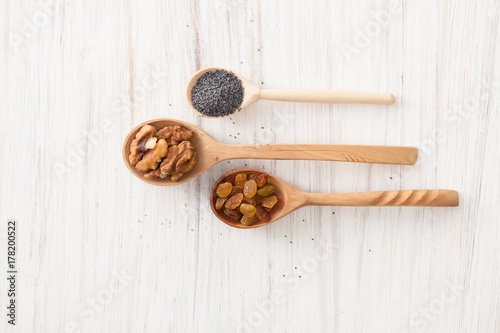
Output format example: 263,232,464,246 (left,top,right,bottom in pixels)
186,67,396,118
123,119,418,186
211,169,459,229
